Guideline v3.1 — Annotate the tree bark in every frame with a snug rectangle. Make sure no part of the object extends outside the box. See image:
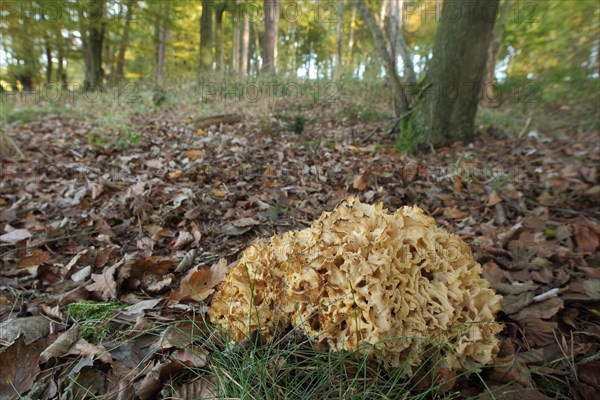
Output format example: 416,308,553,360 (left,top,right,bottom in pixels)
379,0,388,29
45,40,52,84
216,5,225,72
394,0,416,84
232,4,240,73
200,0,214,71
83,0,105,89
481,0,511,105
57,50,66,88
336,1,345,80
262,0,280,73
415,0,500,148
240,5,250,75
116,0,135,82
355,0,409,116
348,3,356,72
253,22,261,74
155,3,169,87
